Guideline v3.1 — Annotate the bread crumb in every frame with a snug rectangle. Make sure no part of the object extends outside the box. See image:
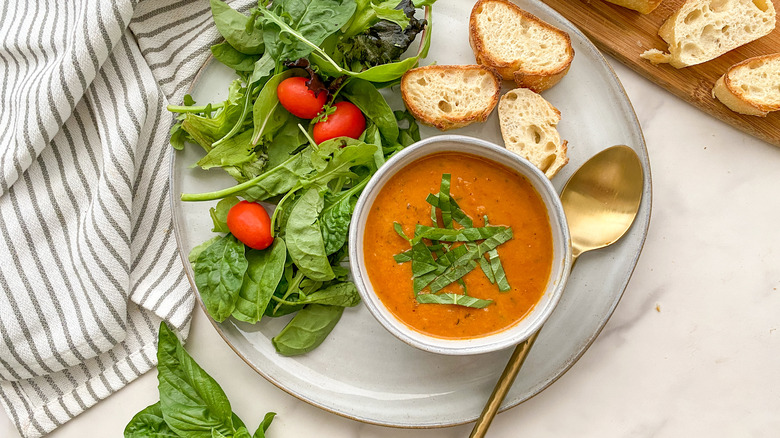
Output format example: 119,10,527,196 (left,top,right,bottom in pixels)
655,304,661,312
